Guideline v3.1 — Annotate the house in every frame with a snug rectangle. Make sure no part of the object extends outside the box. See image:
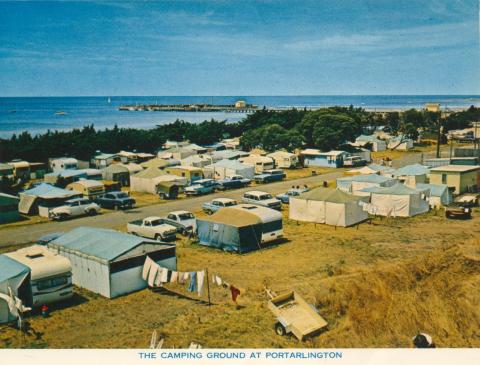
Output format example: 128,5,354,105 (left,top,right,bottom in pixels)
352,135,387,152
361,183,430,217
289,188,368,227
4,245,73,306
0,255,32,324
429,165,480,194
267,151,299,169
393,164,430,187
203,159,255,180
387,135,414,150
164,166,203,184
49,157,79,173
18,183,82,216
416,183,453,208
47,227,176,298
336,174,396,196
424,157,479,168
238,155,275,173
0,193,21,224
91,152,118,169
130,167,187,195
301,149,348,168
8,160,30,180
0,163,14,179
196,204,283,253
66,180,105,200
102,164,130,187
180,154,213,168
